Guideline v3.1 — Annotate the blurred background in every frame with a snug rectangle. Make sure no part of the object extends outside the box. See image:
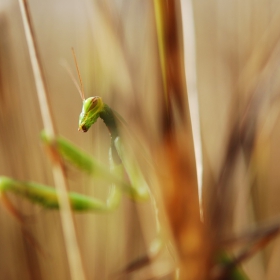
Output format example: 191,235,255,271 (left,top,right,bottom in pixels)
1,0,280,279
